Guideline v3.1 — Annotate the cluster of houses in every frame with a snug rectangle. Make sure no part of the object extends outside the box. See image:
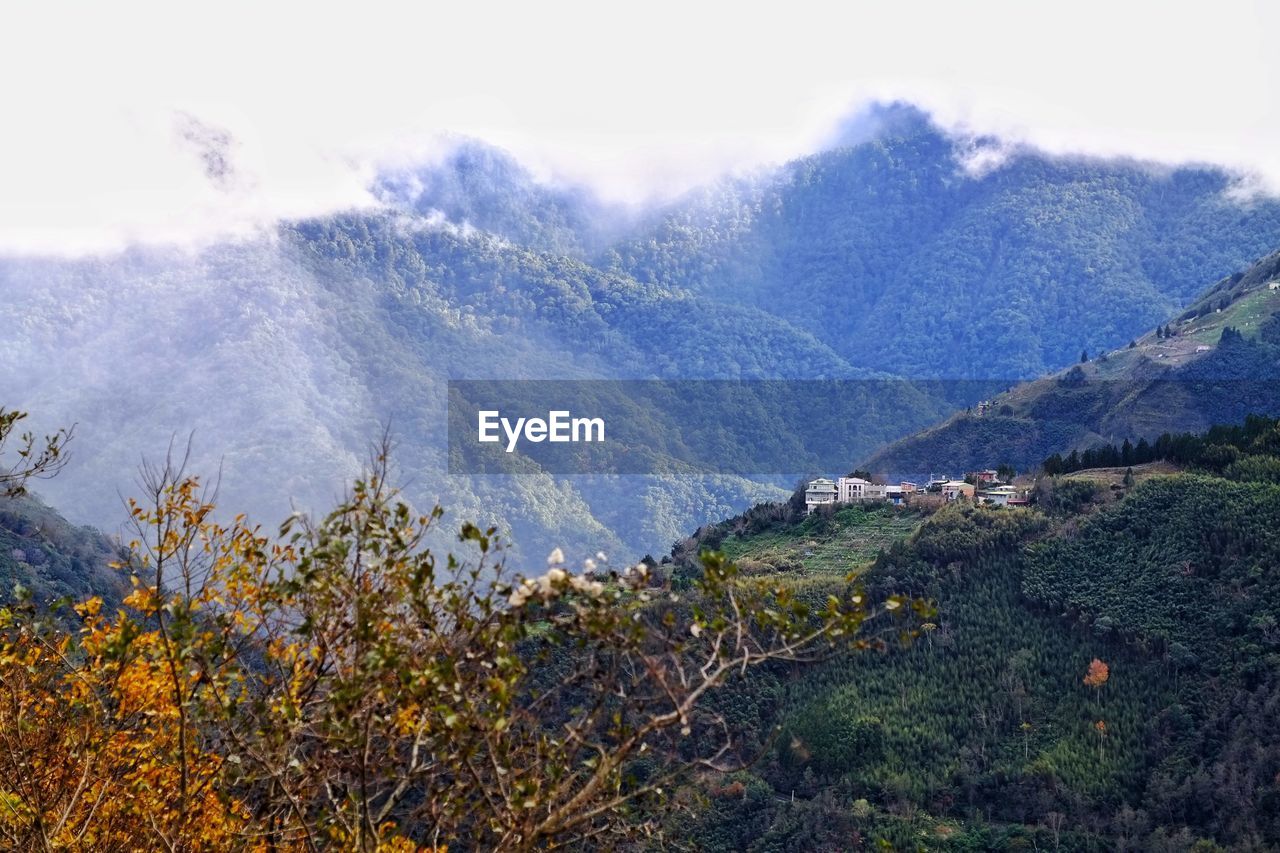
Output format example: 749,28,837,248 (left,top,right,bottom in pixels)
804,470,1030,514
803,477,914,510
